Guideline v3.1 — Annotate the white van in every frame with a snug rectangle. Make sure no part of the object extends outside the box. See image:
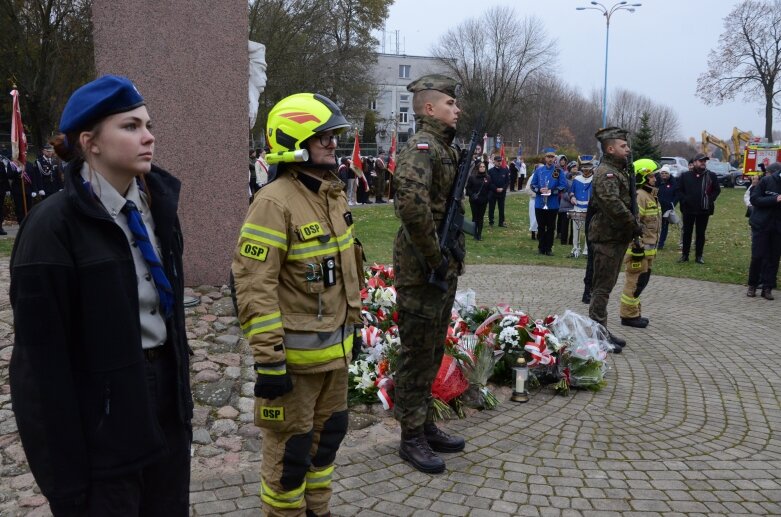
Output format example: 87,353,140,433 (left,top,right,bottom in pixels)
659,157,688,177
